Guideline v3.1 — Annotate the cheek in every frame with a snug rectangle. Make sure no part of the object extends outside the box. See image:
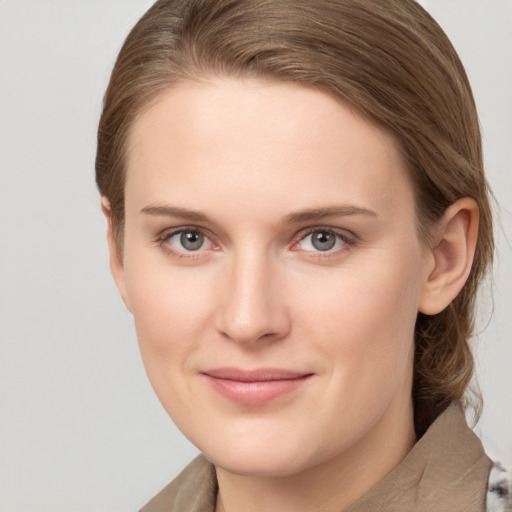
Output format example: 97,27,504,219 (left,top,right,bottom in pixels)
124,263,215,426
124,257,213,367
295,259,421,388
